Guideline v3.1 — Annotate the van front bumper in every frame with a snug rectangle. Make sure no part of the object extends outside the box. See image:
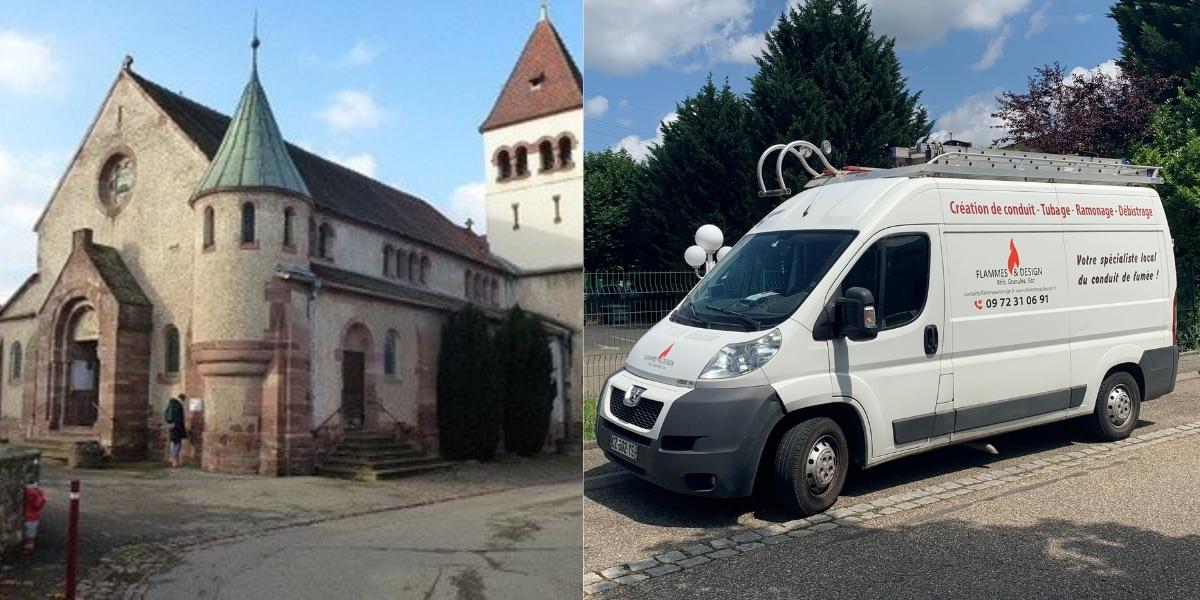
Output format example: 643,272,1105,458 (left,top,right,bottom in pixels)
596,378,785,498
